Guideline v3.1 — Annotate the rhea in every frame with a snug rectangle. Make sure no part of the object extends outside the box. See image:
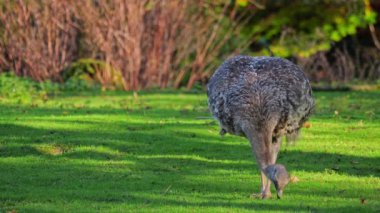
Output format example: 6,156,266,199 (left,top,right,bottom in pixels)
207,56,314,199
